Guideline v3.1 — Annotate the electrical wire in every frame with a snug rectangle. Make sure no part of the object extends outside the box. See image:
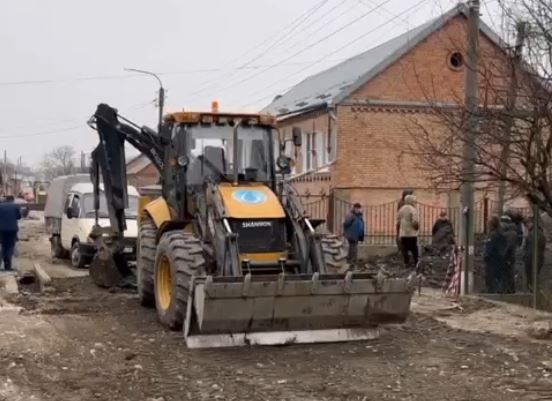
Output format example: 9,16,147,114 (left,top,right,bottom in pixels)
268,0,361,60
0,124,84,139
184,0,331,99
187,0,395,99
0,59,349,88
240,0,430,108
